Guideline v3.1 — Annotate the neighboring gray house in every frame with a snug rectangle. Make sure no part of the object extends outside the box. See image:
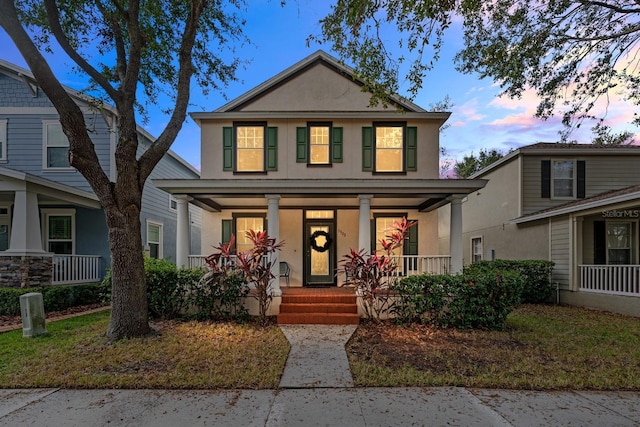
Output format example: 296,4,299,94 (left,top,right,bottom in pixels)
0,59,201,287
438,142,640,316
